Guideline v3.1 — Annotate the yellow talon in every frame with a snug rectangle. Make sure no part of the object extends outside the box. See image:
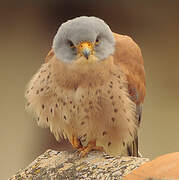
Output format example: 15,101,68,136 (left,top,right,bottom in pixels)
71,135,82,149
79,141,104,157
